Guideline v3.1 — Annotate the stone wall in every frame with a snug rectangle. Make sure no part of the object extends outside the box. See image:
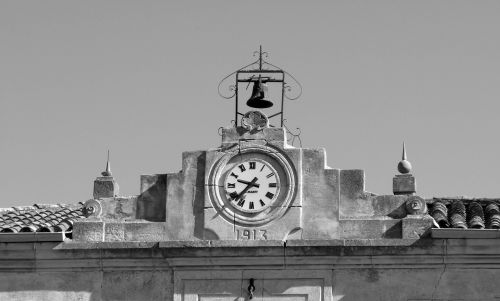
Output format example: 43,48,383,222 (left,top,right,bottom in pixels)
1,239,499,301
